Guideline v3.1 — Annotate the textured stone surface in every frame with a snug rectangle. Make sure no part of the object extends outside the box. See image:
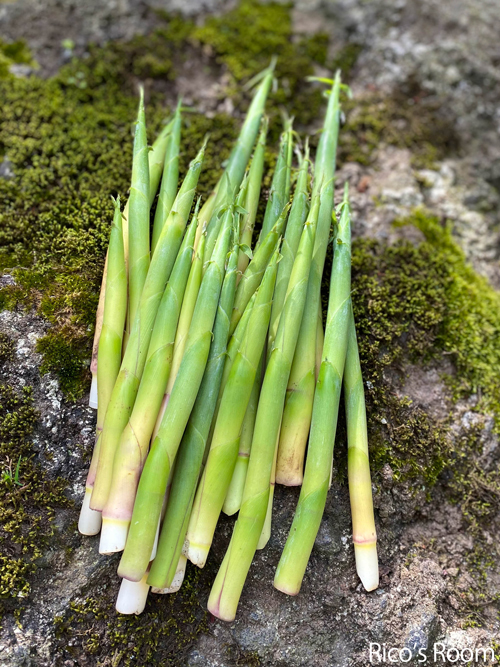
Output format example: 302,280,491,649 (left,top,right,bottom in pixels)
1,0,500,665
